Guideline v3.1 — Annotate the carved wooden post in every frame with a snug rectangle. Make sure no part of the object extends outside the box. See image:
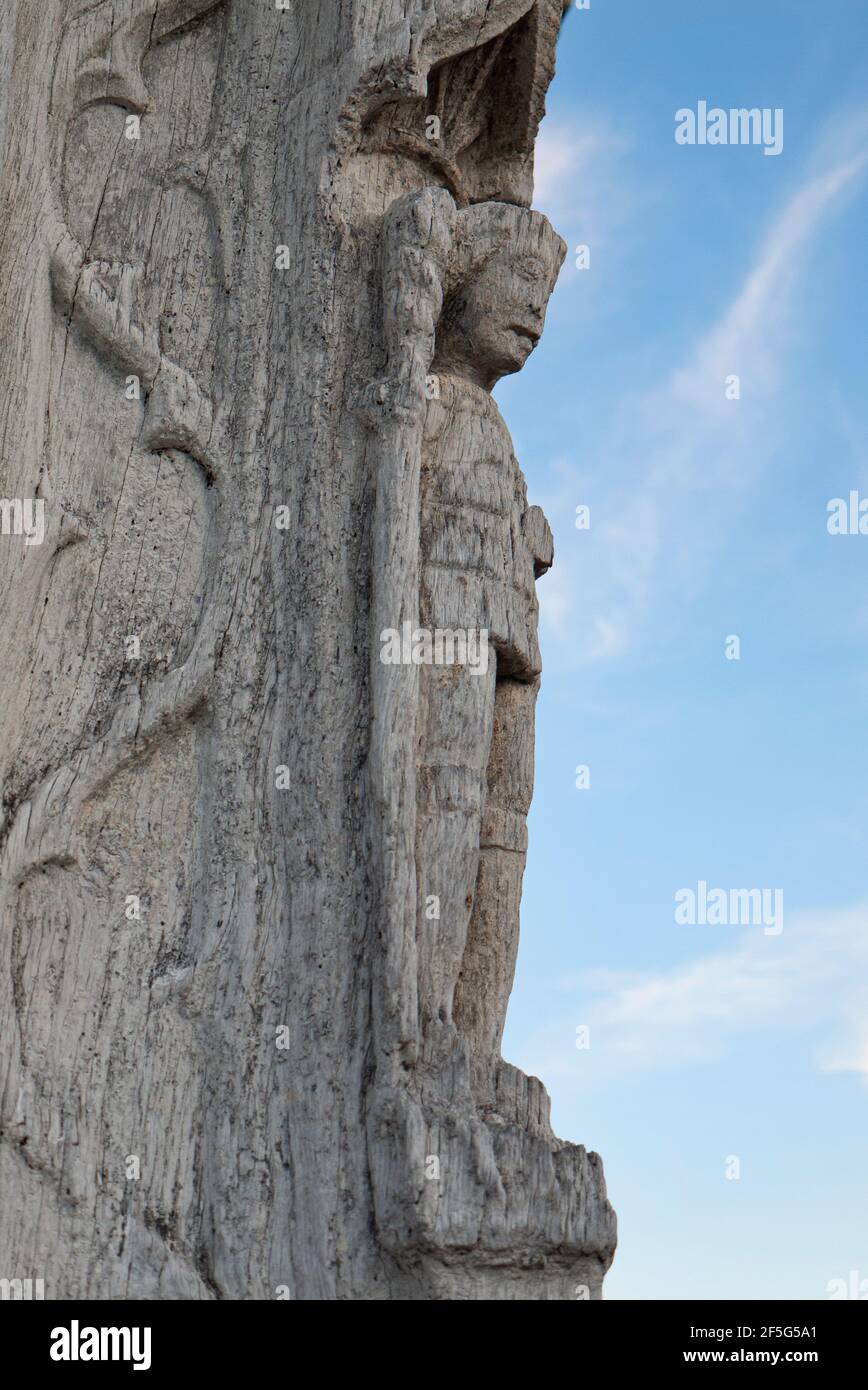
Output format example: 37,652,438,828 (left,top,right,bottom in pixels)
0,0,616,1299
